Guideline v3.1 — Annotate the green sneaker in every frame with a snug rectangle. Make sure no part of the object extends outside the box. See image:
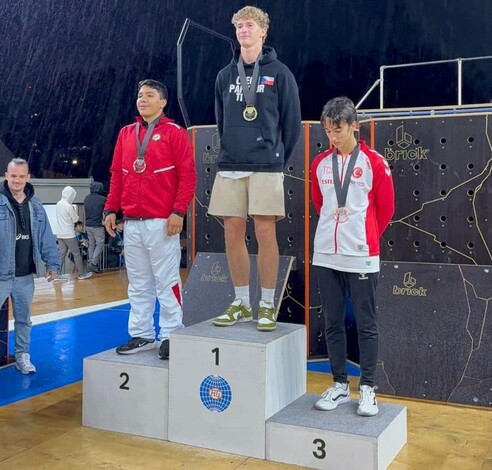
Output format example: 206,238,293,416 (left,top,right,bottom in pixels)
213,299,253,327
257,301,277,331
